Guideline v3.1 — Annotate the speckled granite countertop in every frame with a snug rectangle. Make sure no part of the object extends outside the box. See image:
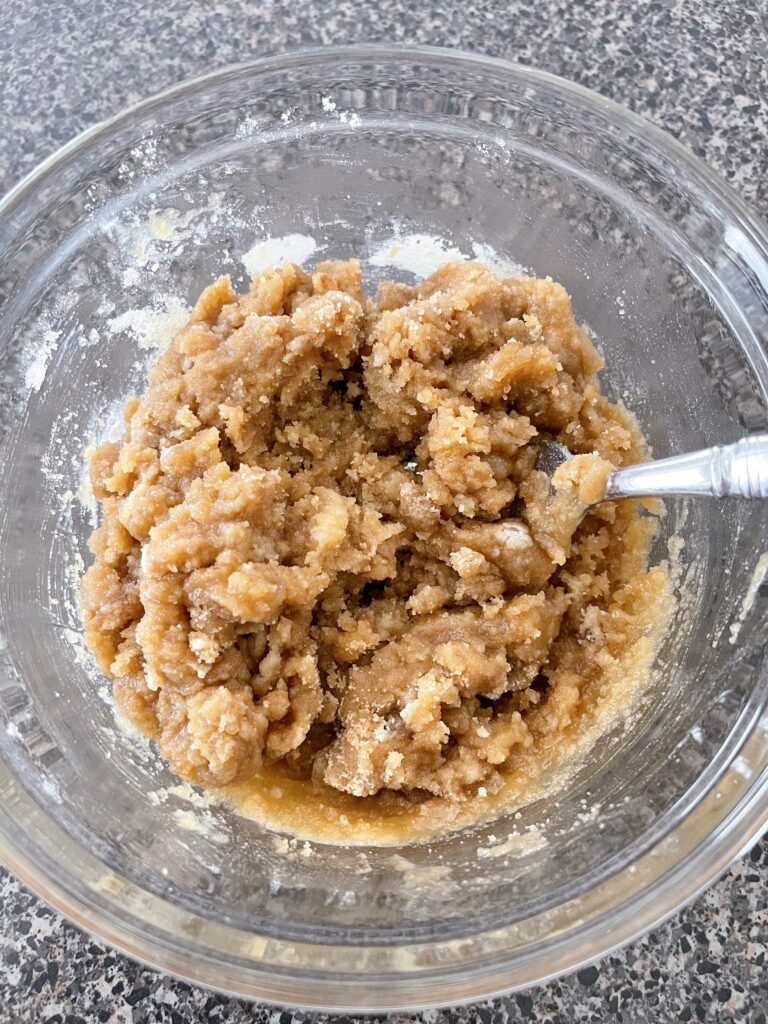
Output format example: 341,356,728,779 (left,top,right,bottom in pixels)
1,1,767,1021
